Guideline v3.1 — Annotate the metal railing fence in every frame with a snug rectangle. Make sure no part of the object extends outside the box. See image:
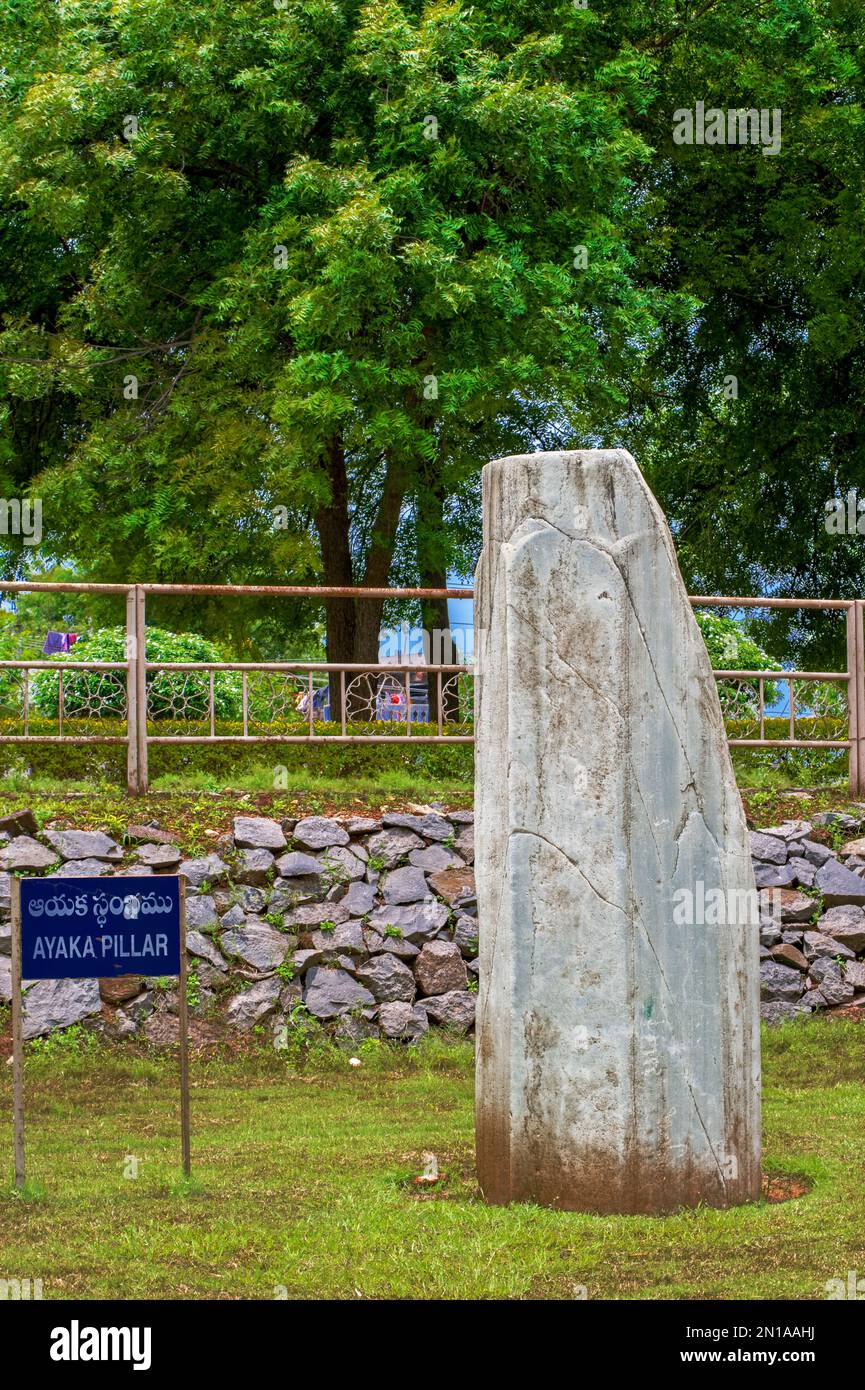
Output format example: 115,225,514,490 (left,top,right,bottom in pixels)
0,583,859,795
